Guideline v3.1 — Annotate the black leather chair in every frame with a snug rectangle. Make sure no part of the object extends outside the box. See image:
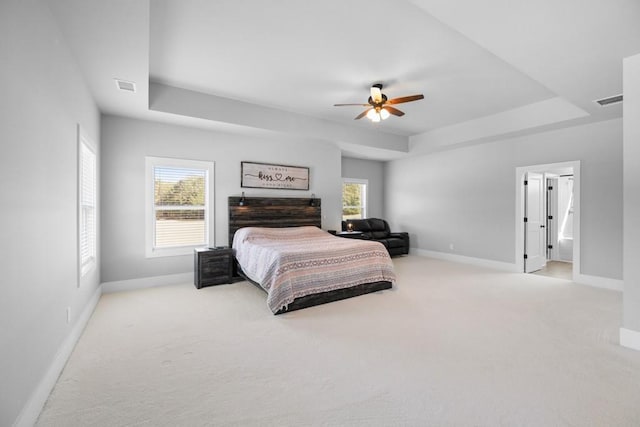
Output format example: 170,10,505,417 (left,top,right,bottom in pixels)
341,218,409,256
